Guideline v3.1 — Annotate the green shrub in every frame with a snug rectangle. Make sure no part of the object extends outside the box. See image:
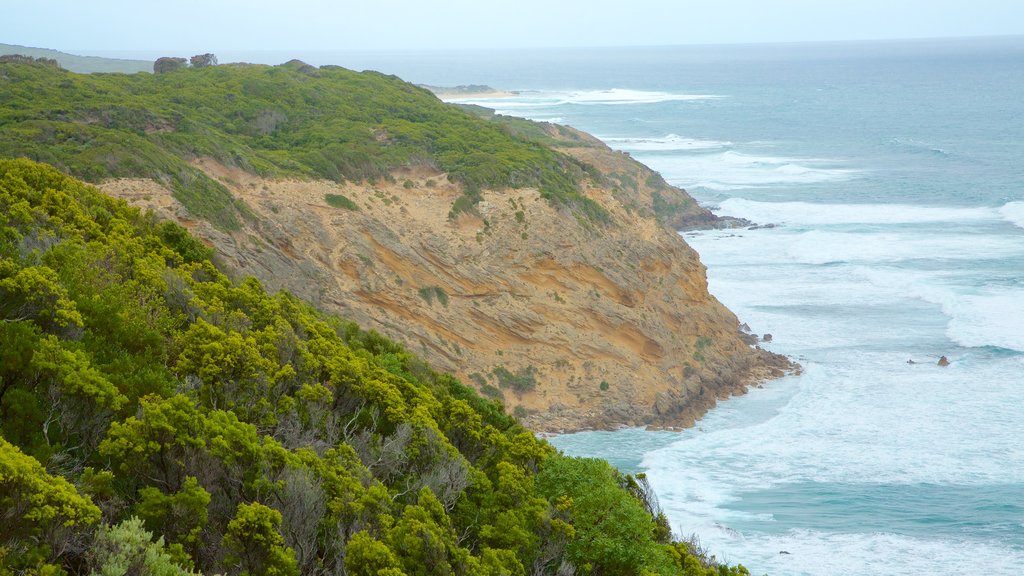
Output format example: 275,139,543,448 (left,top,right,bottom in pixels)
417,286,448,307
492,365,536,392
480,383,503,399
325,193,360,210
